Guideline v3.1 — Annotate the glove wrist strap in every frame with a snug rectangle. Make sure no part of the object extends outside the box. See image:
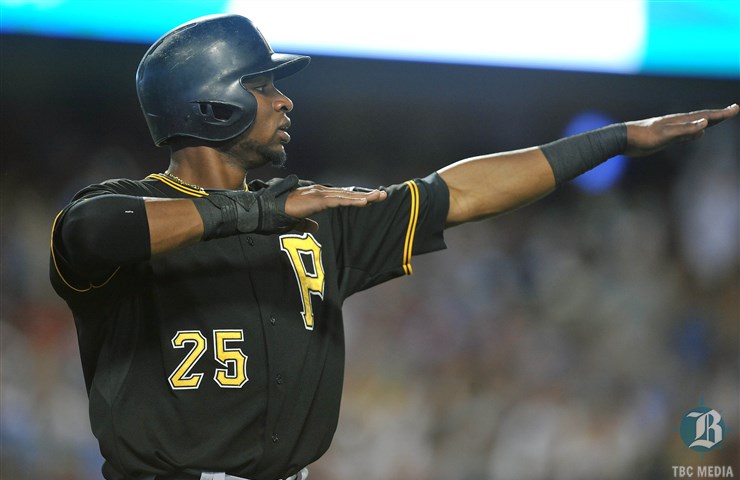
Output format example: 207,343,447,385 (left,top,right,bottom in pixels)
193,175,302,240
